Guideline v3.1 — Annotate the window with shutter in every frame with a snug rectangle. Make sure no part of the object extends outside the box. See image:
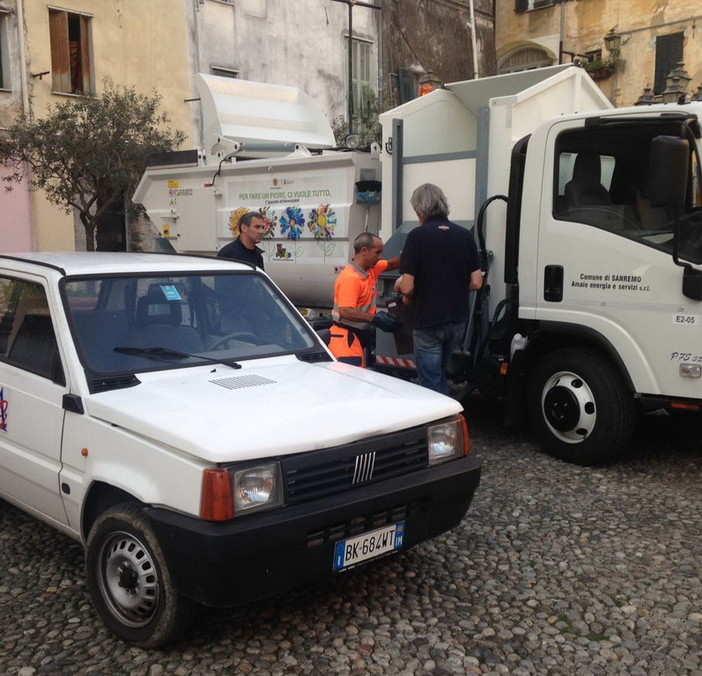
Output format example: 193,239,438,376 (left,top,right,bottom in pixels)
654,32,684,95
345,37,375,123
49,9,93,95
498,47,554,74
